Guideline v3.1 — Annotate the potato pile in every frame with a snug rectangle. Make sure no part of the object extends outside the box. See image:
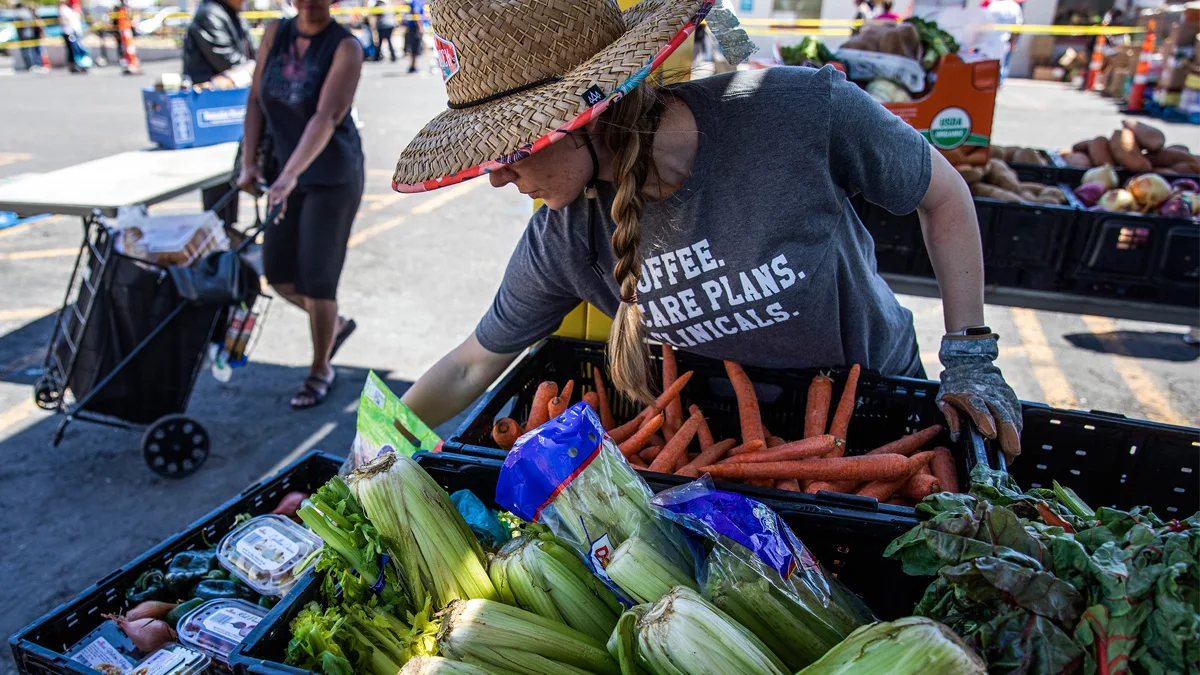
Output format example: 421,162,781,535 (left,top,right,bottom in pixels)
957,160,1068,205
989,145,1051,166
1057,120,1199,174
